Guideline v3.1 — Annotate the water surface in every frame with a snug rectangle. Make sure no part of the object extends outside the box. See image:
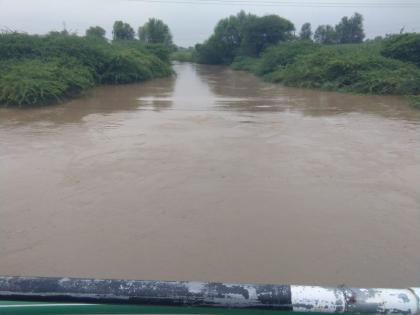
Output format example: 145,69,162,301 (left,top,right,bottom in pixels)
1,63,419,287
